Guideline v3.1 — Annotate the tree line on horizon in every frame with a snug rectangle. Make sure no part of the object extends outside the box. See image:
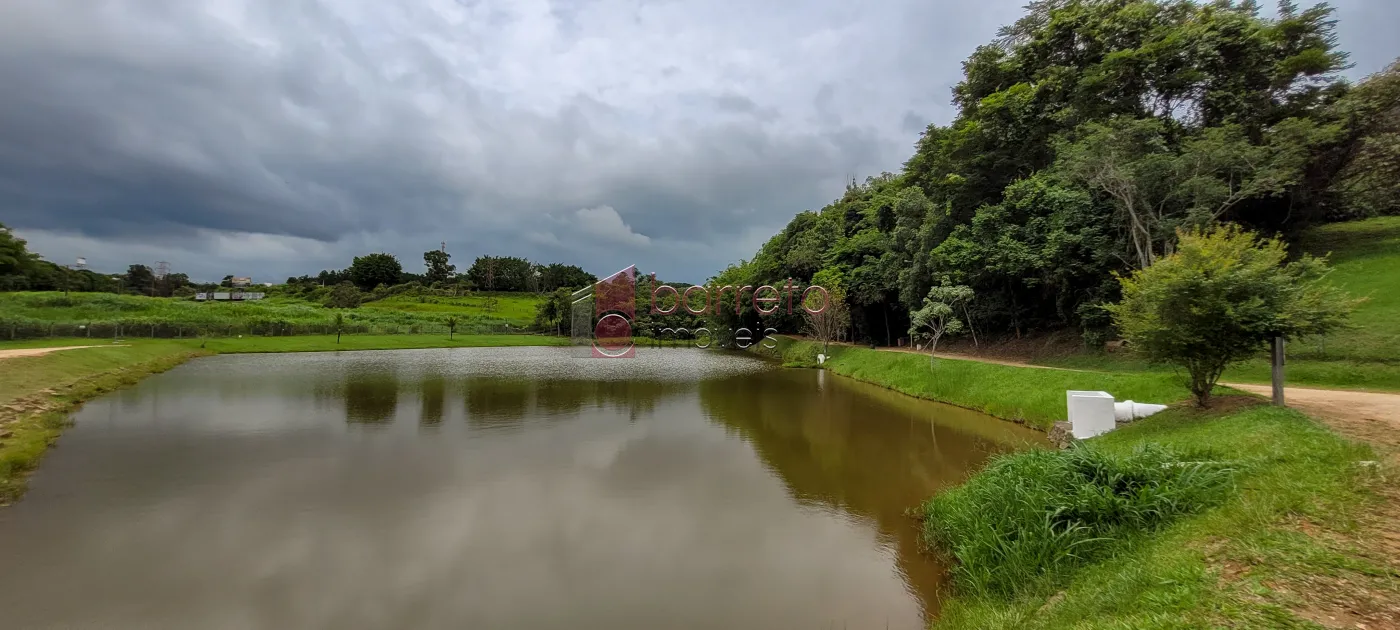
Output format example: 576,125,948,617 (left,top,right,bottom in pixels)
1,226,599,307
709,0,1398,348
